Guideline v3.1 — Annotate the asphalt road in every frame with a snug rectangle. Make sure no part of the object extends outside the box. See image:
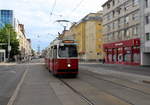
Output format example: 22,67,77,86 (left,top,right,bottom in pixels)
1,59,150,105
0,63,26,105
